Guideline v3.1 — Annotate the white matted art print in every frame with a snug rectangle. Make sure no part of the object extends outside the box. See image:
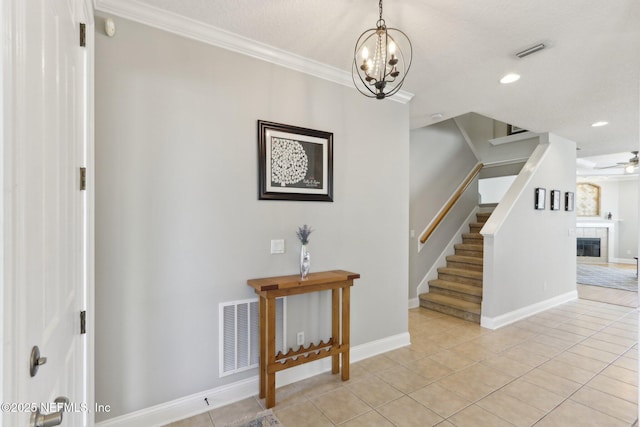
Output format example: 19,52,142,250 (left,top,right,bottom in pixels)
258,121,333,201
